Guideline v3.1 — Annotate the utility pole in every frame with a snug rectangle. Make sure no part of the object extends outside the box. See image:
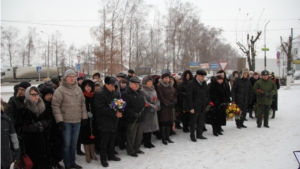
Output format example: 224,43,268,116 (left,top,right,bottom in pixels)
41,31,50,78
264,20,270,70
